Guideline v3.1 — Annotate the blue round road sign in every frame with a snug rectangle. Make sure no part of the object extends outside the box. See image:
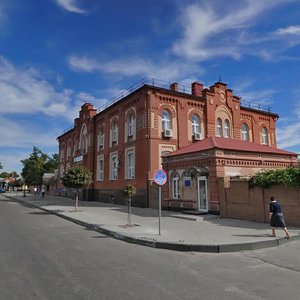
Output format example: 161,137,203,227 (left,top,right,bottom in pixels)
153,169,167,185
